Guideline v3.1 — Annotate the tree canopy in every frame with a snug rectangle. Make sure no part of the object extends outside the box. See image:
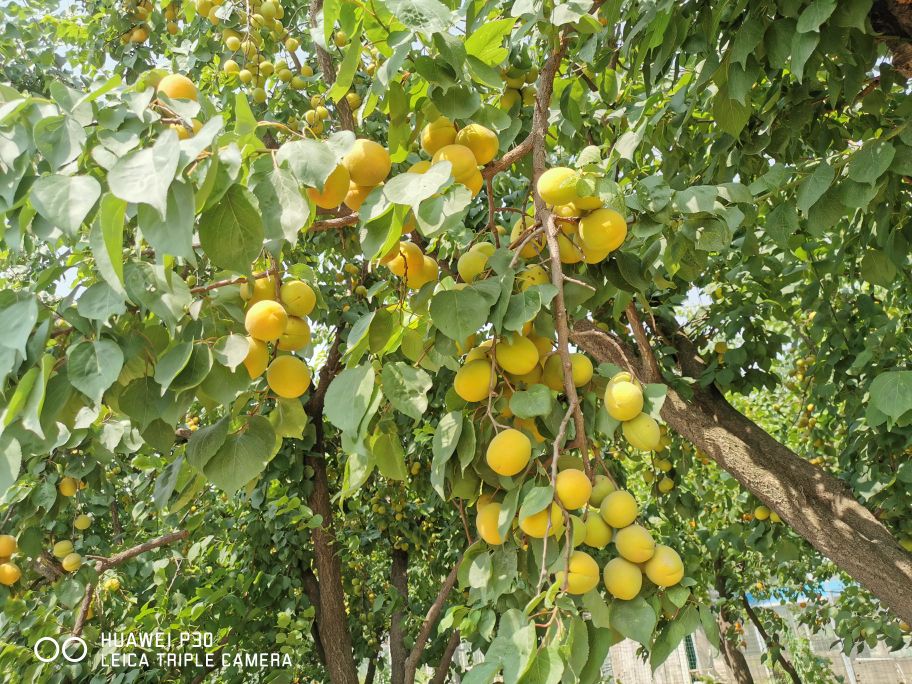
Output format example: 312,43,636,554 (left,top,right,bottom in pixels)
0,0,911,682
